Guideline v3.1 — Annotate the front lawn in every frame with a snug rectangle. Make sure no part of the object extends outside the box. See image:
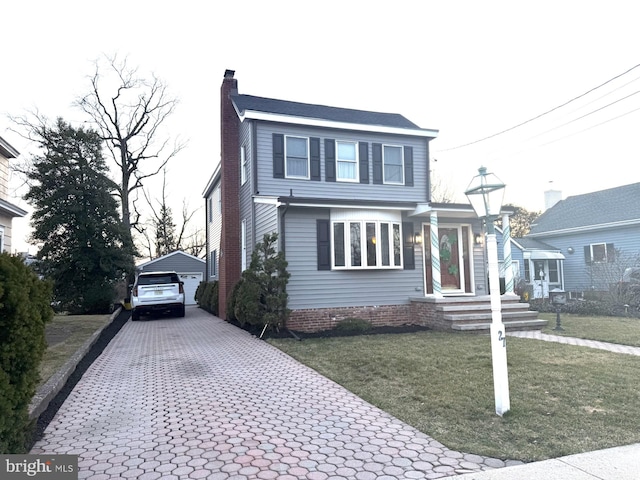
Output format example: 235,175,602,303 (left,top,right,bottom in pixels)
269,330,640,462
540,313,640,347
39,314,112,387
